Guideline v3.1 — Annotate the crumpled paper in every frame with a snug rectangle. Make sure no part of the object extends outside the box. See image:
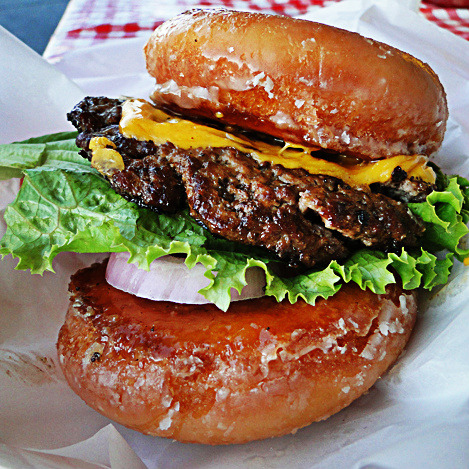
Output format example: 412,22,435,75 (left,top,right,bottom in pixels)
1,0,468,467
